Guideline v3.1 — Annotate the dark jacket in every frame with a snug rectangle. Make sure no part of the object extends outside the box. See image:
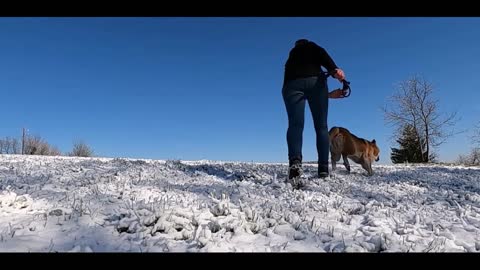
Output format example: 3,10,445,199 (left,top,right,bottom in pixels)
283,41,338,85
